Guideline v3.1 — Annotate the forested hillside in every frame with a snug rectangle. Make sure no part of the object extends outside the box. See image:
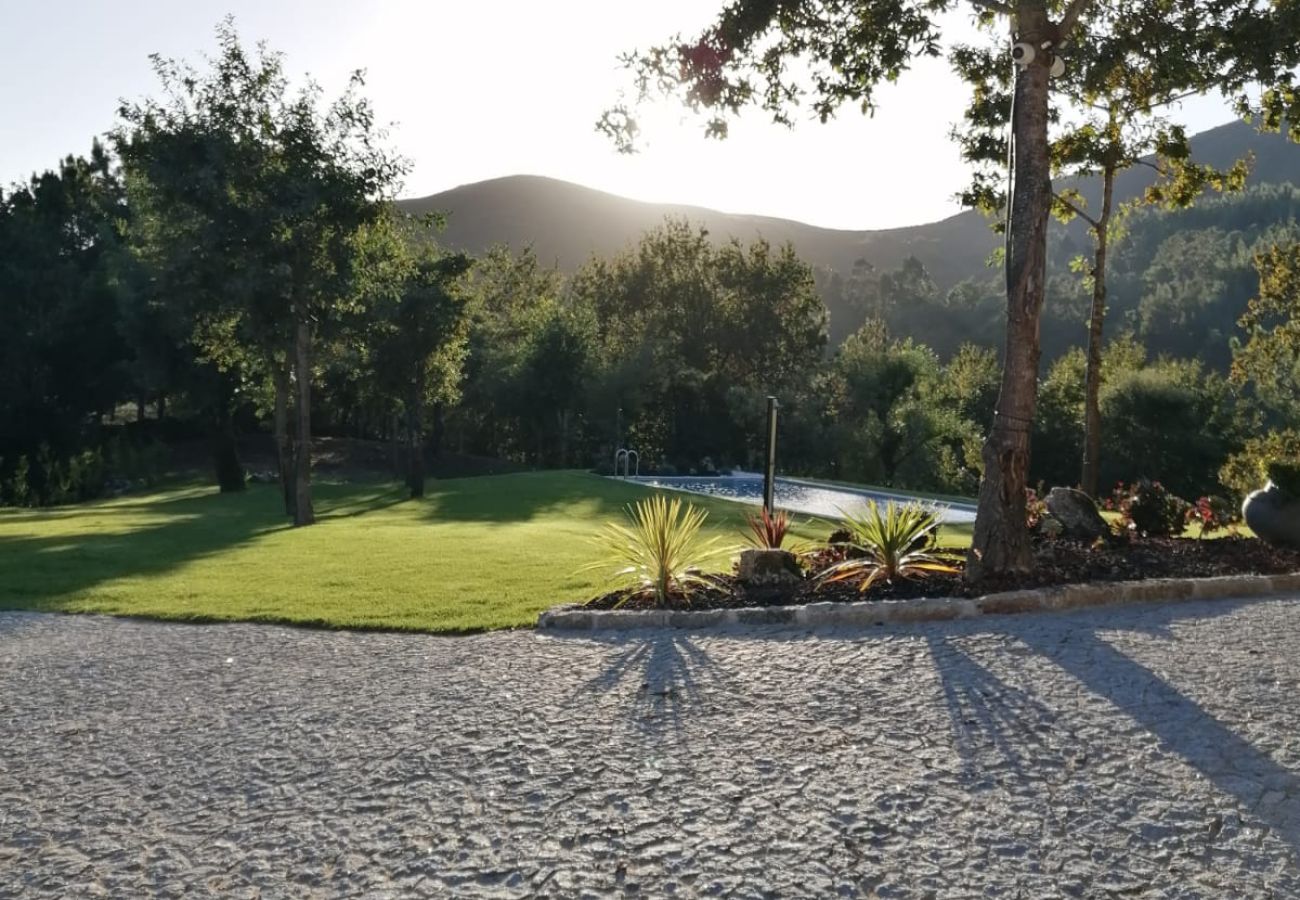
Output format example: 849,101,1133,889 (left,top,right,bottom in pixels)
402,120,1300,351
3,35,1298,517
